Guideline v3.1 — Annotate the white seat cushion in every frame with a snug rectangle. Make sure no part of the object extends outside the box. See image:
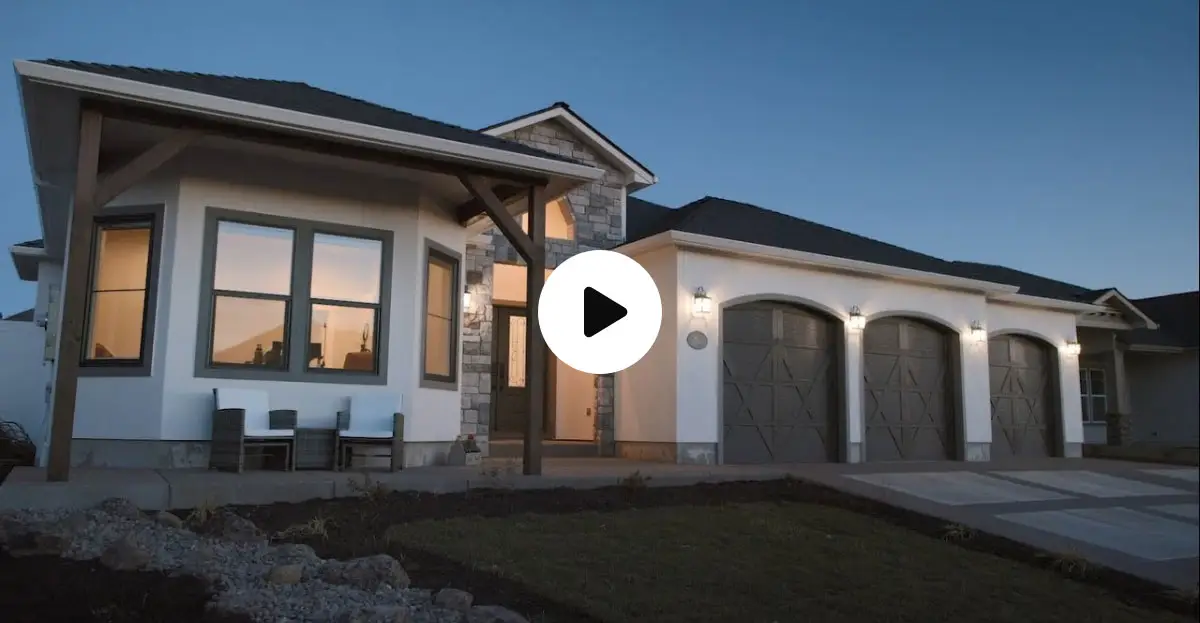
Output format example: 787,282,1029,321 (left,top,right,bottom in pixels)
213,388,292,438
344,393,404,438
